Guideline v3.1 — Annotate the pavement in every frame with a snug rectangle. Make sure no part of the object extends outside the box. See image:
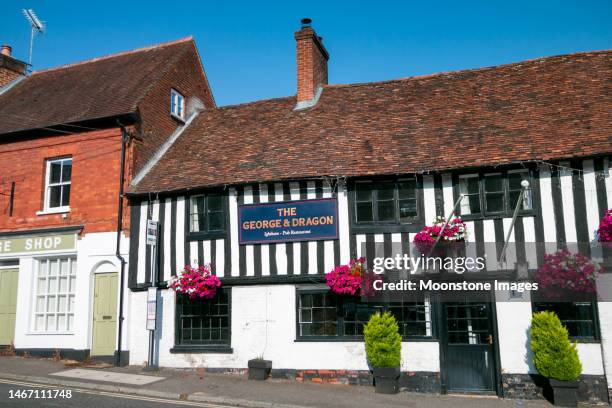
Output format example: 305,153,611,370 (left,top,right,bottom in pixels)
0,356,560,408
